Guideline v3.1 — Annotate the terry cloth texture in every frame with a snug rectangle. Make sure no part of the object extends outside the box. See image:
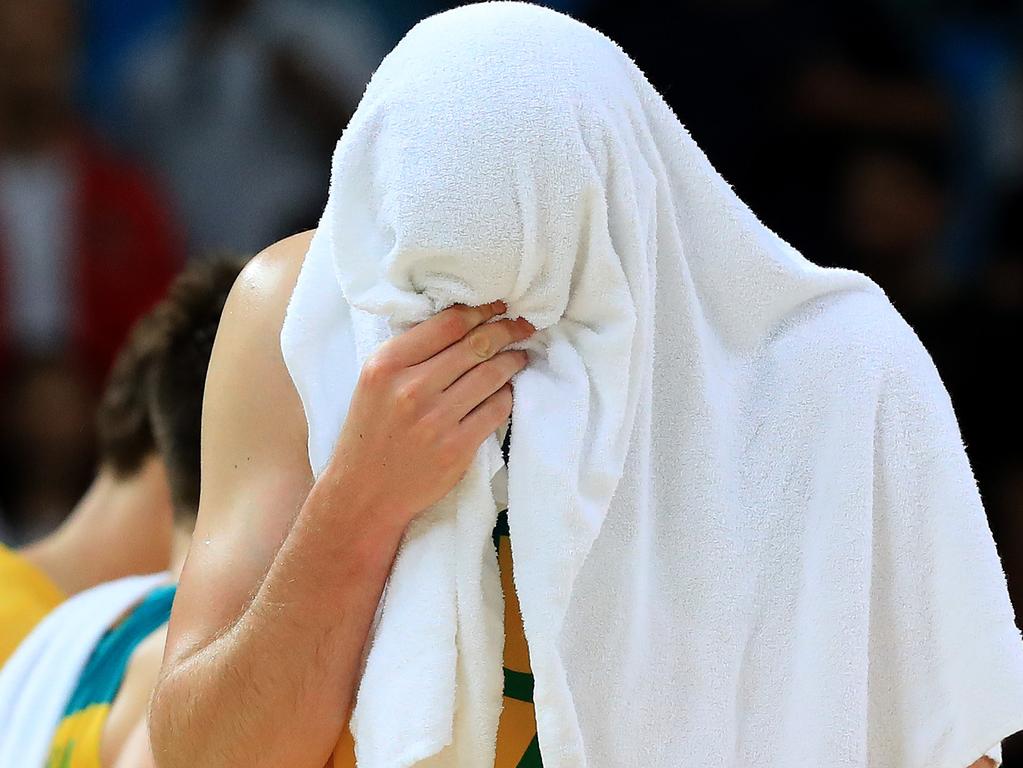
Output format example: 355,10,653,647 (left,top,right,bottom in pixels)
280,4,1023,766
